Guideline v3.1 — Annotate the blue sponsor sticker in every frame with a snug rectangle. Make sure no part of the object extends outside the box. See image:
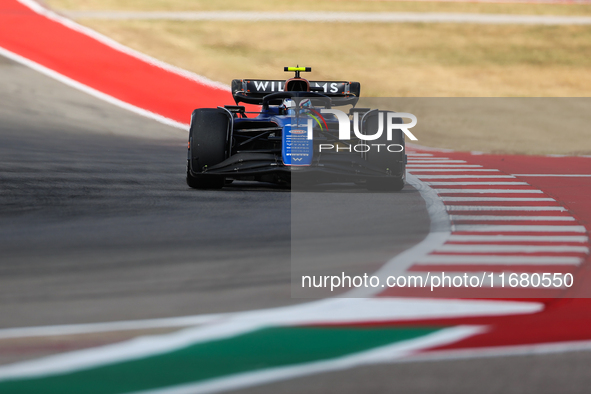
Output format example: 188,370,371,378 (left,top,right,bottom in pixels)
282,121,313,166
